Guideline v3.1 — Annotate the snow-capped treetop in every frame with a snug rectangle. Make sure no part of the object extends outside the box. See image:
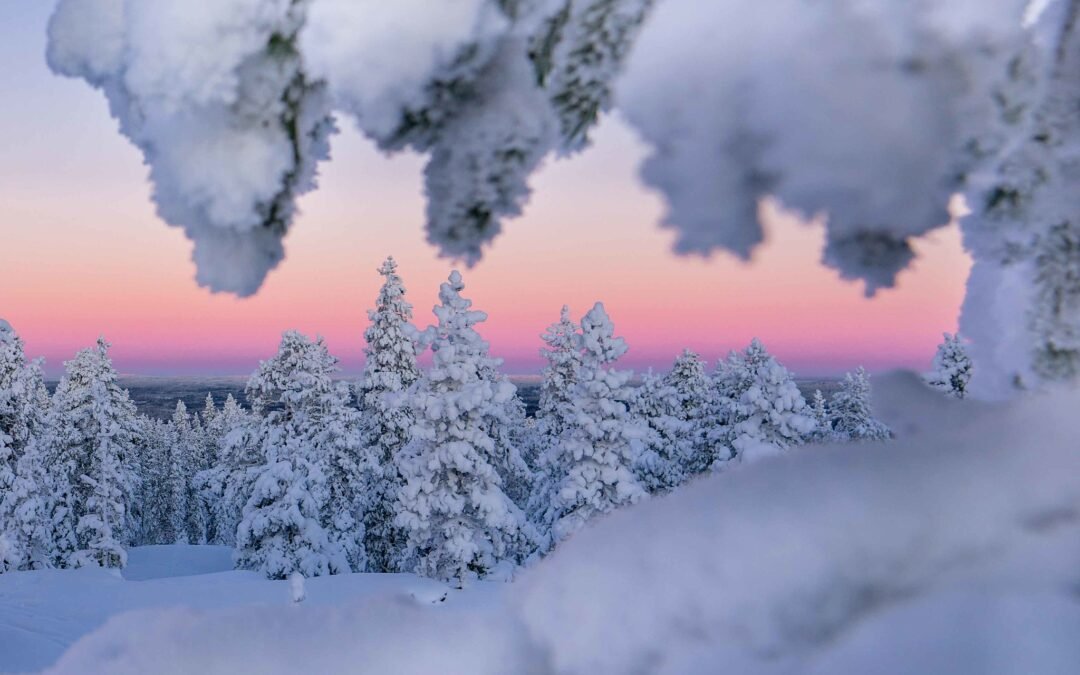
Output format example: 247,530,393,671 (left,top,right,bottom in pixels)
358,256,420,411
0,319,13,341
580,302,627,364
0,322,49,458
536,305,581,436
712,338,815,463
830,367,892,442
925,333,973,399
246,331,340,423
